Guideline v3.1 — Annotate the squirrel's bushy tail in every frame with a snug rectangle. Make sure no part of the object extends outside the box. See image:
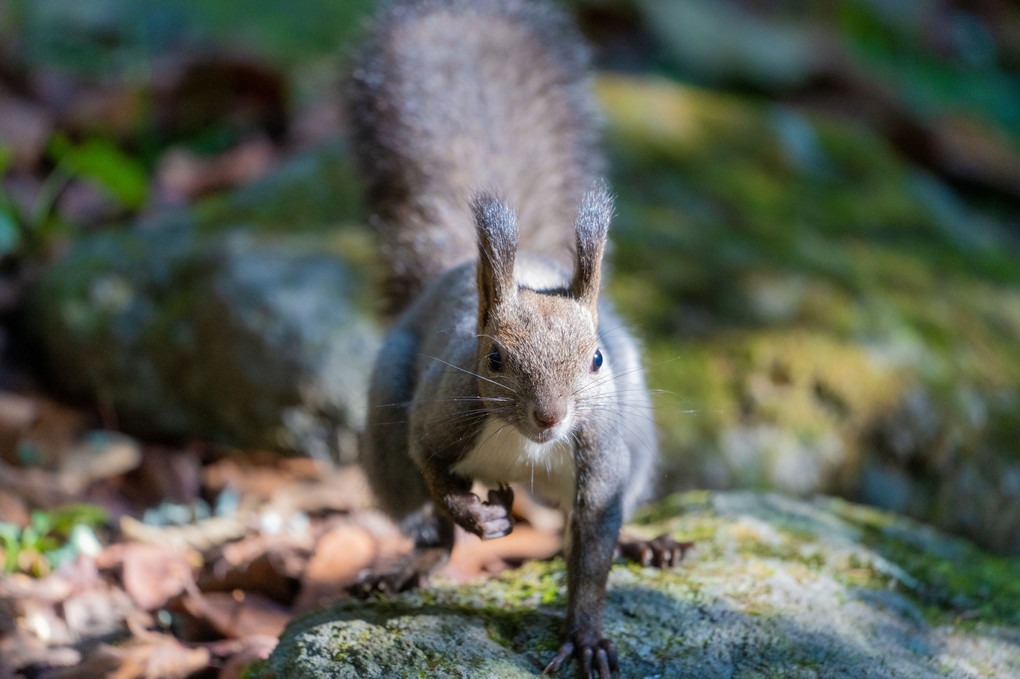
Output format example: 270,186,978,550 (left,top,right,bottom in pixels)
345,0,604,313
